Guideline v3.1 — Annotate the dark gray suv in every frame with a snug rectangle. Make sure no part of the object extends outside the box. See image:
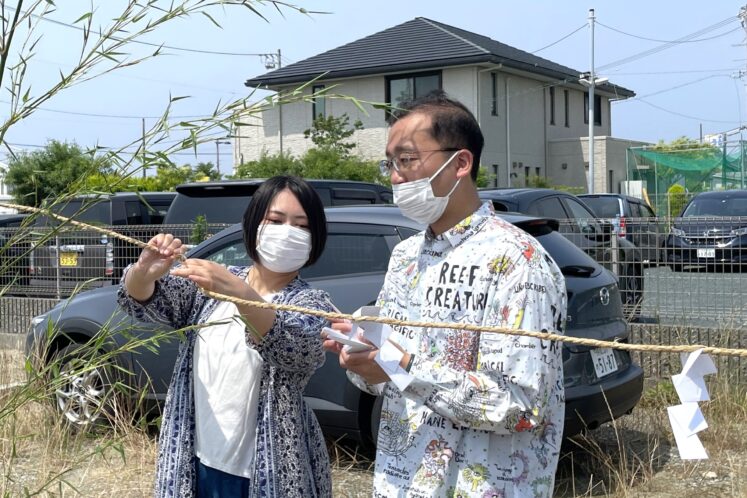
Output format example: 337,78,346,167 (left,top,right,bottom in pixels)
26,205,643,442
